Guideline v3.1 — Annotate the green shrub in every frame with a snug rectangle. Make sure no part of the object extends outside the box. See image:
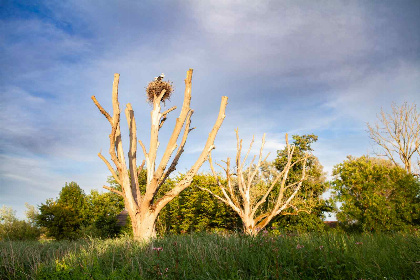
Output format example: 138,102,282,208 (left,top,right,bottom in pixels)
0,205,41,241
